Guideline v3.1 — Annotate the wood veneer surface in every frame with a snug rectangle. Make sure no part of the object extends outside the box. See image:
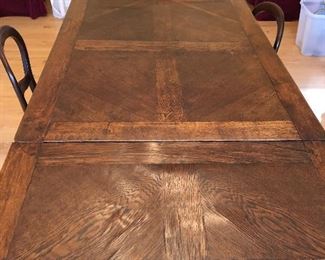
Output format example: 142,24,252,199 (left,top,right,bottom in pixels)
1,0,325,258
